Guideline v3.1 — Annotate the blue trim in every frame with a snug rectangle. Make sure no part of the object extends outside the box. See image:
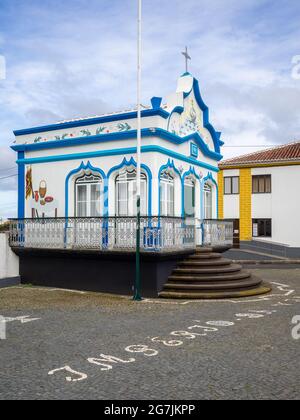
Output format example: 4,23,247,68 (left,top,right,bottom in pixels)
11,128,222,161
192,78,222,154
158,159,182,218
190,143,198,158
107,157,152,217
155,129,222,160
17,145,219,173
17,151,25,219
181,72,192,77
167,105,185,127
13,109,169,136
181,167,201,218
65,161,106,218
201,172,219,219
151,97,163,109
166,106,185,134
